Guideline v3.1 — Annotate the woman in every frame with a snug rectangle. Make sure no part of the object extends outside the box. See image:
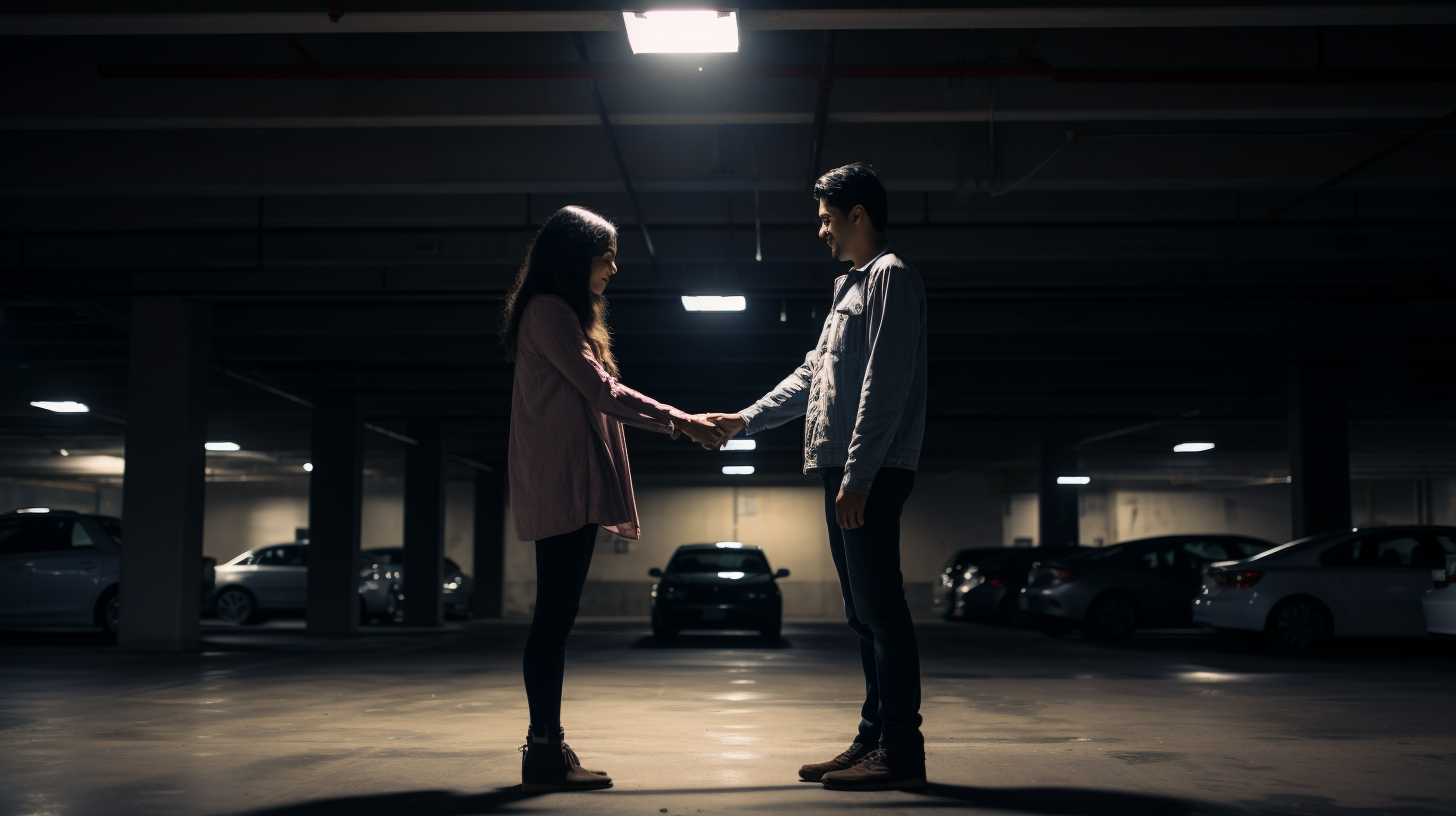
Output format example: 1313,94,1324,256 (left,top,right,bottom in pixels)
501,205,719,791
